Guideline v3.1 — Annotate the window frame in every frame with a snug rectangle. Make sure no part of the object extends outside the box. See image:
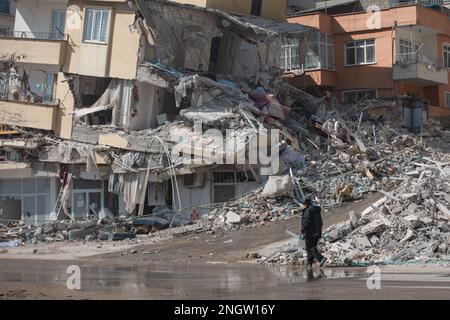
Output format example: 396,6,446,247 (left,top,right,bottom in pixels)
345,39,376,67
212,170,256,203
279,38,301,71
445,91,450,109
50,9,66,40
443,43,450,69
342,89,377,104
280,32,334,72
82,7,111,45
